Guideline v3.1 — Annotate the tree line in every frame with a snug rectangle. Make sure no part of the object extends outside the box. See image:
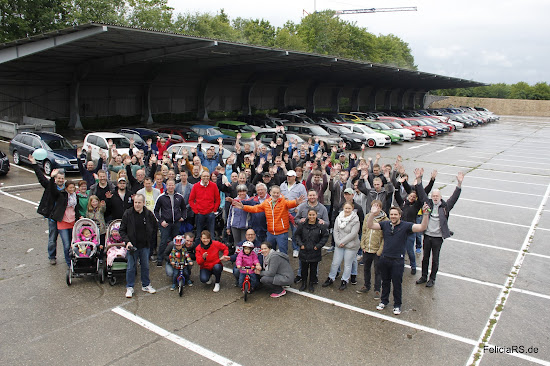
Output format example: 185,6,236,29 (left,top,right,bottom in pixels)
0,1,416,69
432,82,550,100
